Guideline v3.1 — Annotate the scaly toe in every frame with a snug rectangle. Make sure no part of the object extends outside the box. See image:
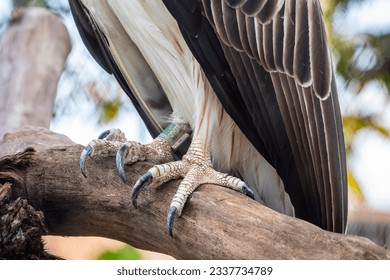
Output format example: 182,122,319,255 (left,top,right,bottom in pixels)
116,138,176,184
97,130,111,140
131,161,185,208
